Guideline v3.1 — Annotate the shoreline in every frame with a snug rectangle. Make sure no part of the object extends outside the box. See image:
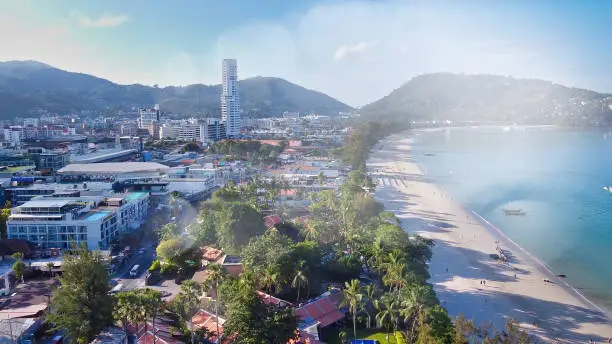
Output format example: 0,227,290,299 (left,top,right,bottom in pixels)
367,132,612,343
468,208,611,318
